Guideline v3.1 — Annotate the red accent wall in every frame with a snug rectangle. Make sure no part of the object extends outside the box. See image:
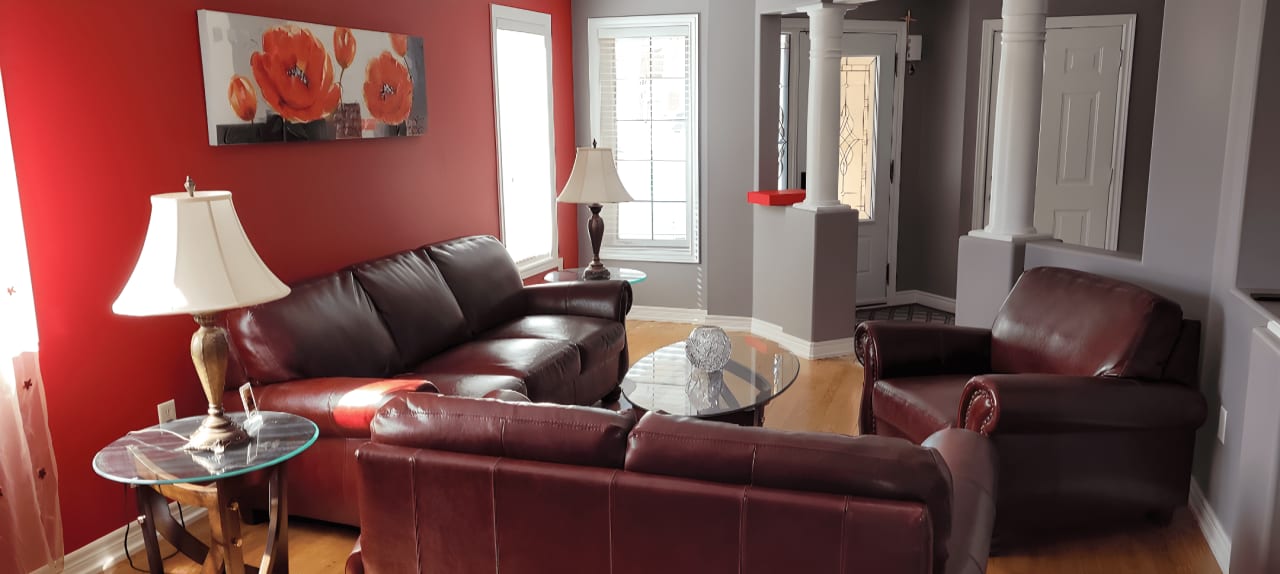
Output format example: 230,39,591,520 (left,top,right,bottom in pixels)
0,0,576,550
